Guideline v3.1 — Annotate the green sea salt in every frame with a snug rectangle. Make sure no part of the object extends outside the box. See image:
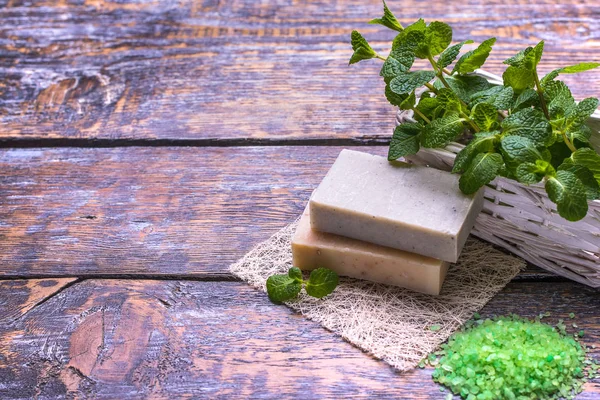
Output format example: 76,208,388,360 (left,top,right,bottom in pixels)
432,315,587,399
